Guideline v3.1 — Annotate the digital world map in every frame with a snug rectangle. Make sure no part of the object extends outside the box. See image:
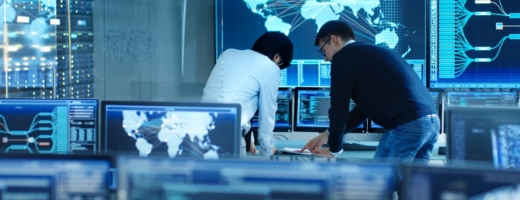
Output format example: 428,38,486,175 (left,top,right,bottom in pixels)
121,111,221,159
219,0,426,60
246,0,399,48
